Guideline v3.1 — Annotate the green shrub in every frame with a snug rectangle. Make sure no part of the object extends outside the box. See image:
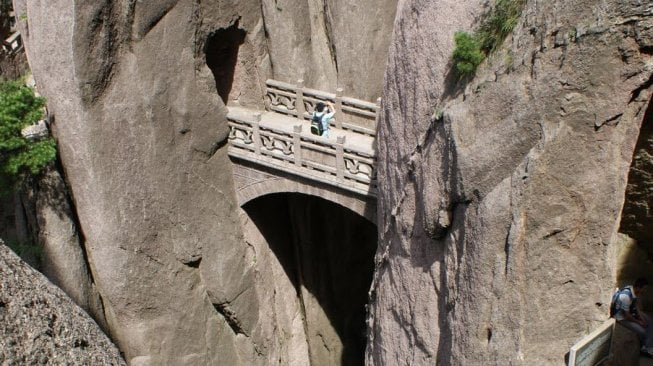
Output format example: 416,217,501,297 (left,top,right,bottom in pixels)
452,0,525,76
453,32,484,76
0,80,56,196
478,0,526,53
